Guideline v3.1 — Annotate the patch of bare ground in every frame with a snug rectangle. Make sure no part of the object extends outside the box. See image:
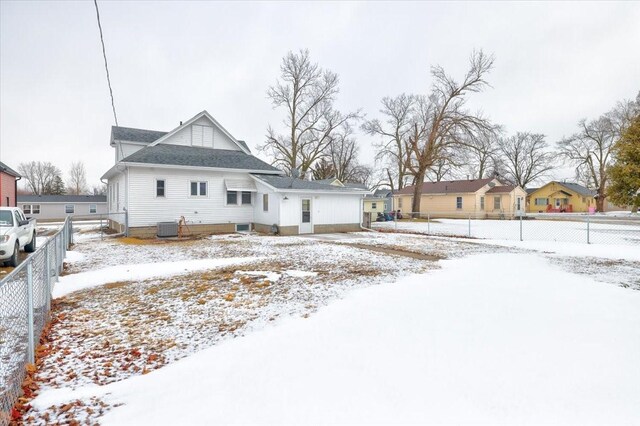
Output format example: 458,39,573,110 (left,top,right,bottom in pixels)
547,256,640,290
338,243,444,261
